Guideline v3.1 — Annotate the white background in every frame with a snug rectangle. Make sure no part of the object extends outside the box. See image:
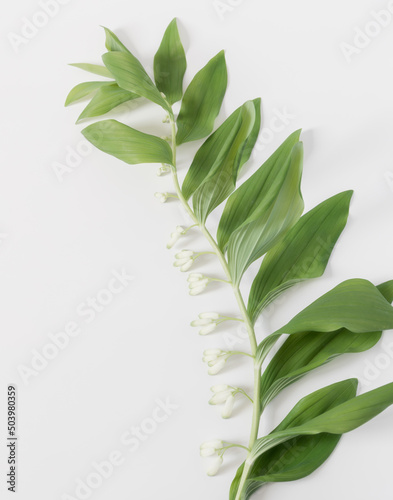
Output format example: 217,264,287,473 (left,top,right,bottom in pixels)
1,0,393,499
